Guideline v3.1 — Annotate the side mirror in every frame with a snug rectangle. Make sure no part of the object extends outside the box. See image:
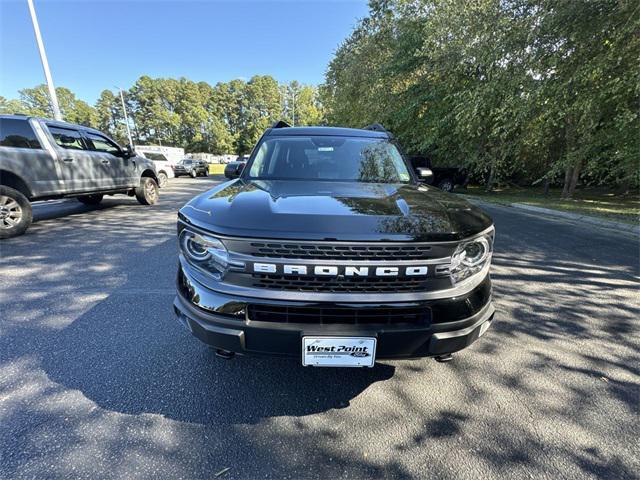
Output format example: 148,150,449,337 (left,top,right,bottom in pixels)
117,144,135,158
224,162,245,179
124,144,136,158
416,167,434,183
